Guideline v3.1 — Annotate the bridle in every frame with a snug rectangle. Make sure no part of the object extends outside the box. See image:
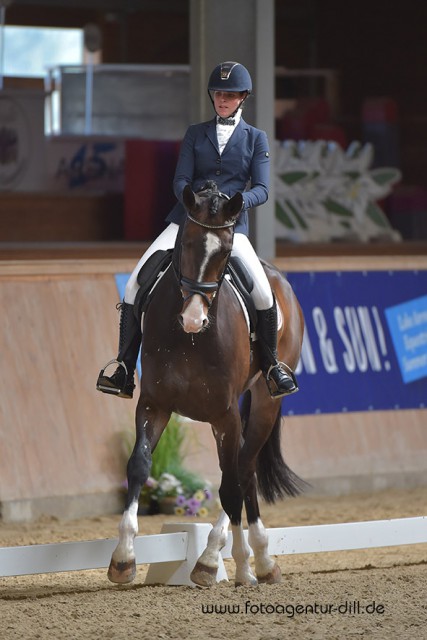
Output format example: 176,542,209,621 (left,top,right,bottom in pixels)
186,213,235,230
175,191,236,308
